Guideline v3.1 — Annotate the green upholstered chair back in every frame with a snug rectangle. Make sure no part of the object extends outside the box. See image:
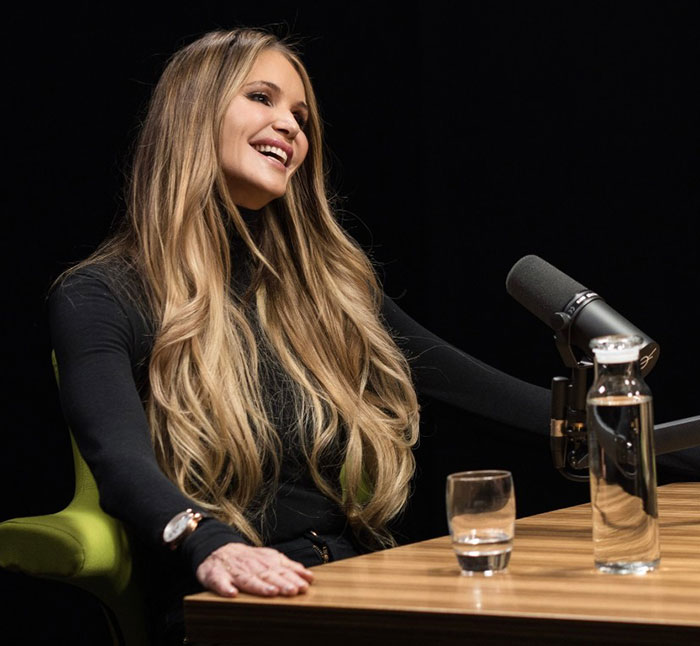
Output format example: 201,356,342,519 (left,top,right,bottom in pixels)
0,352,149,645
